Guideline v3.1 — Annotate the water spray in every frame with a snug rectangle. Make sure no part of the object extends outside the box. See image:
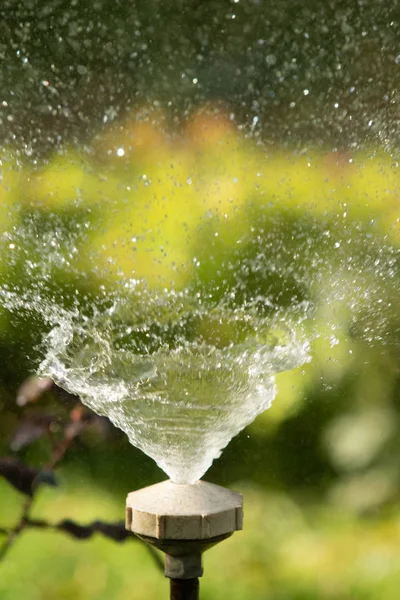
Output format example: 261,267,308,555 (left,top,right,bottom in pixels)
126,479,243,599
